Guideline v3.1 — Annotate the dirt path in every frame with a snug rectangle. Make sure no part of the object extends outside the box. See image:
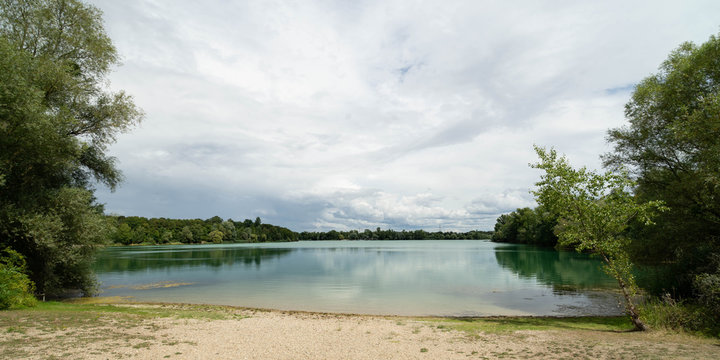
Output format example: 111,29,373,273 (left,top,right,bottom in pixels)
1,303,718,359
